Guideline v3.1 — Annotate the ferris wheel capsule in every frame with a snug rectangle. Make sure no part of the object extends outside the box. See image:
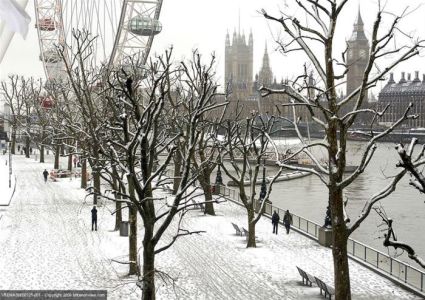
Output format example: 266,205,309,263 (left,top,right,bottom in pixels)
128,16,162,36
35,18,56,31
34,0,164,80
